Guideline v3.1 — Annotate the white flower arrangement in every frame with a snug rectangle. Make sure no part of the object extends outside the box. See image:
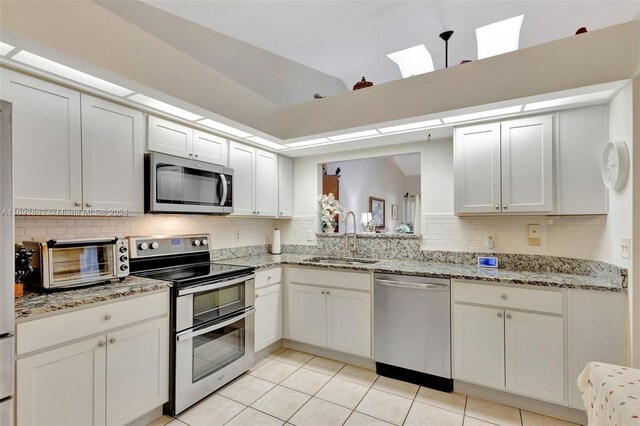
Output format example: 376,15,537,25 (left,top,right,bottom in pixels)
318,193,344,232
